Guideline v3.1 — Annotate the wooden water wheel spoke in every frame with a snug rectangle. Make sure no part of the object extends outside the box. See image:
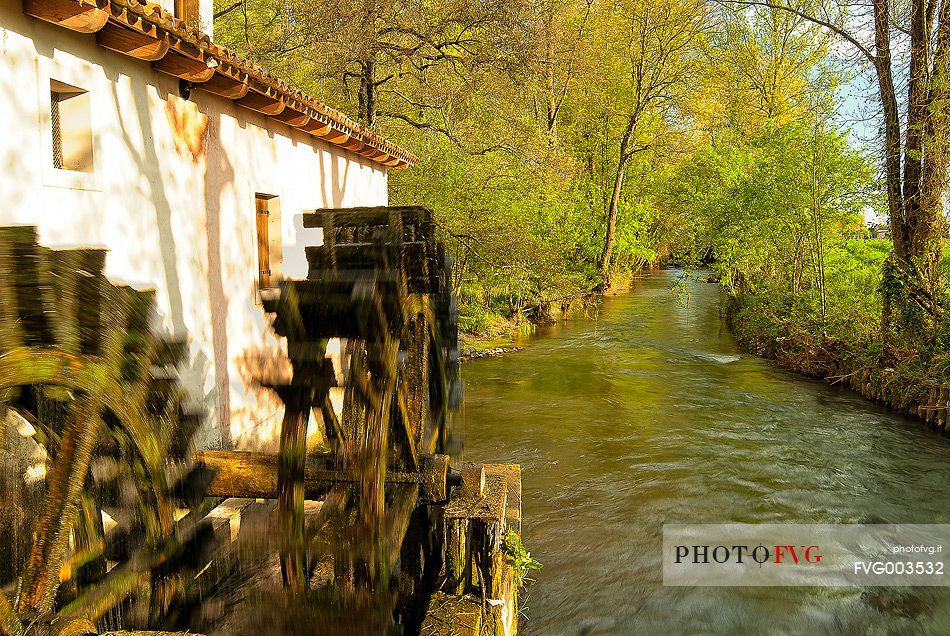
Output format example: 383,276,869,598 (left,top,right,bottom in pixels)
0,595,22,636
319,391,345,448
395,386,420,470
275,383,312,589
17,393,105,615
63,491,108,587
57,560,149,621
